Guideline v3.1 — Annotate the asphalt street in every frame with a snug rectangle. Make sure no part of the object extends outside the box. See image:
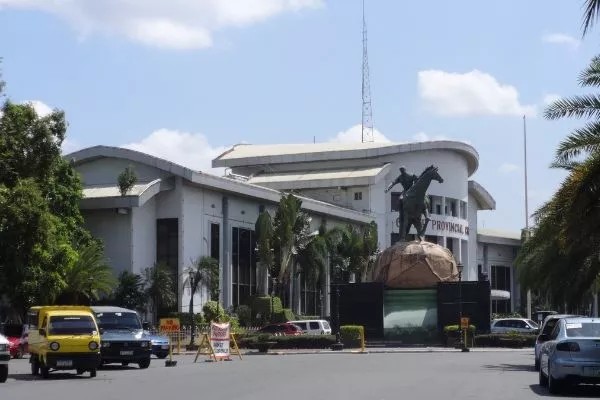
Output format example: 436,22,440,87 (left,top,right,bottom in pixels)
2,350,600,400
